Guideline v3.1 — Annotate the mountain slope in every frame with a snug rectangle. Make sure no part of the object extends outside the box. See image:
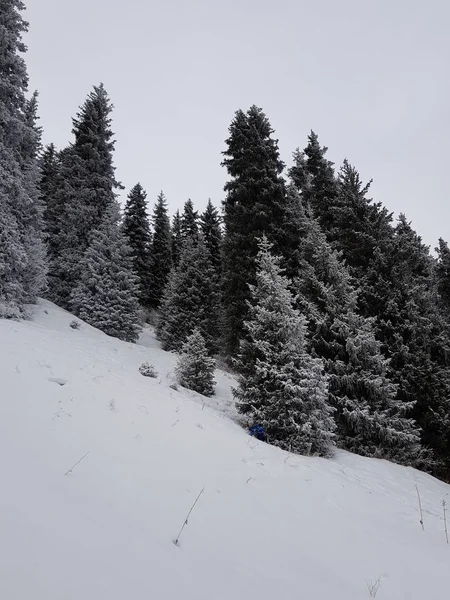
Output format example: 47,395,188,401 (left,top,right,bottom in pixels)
1,300,449,600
